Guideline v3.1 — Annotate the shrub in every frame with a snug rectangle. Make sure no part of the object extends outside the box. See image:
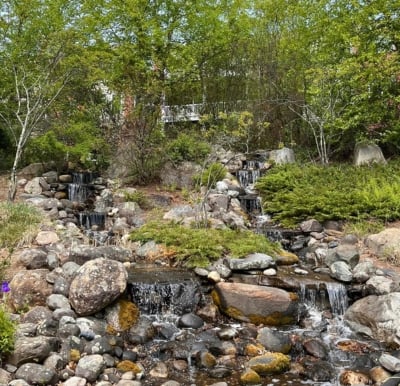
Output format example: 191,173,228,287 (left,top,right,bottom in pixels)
256,160,400,227
123,190,152,210
194,162,227,190
0,305,16,356
129,221,280,267
166,133,211,164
